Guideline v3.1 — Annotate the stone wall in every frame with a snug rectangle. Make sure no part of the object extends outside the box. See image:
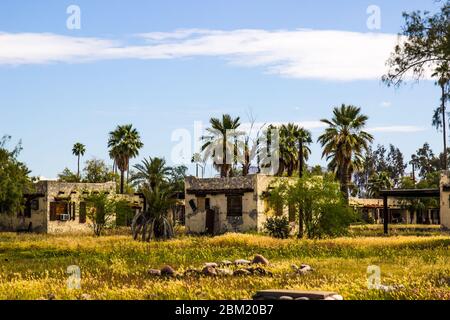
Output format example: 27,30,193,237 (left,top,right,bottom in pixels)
41,181,117,234
440,172,450,229
0,197,47,233
185,175,289,235
0,180,144,234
